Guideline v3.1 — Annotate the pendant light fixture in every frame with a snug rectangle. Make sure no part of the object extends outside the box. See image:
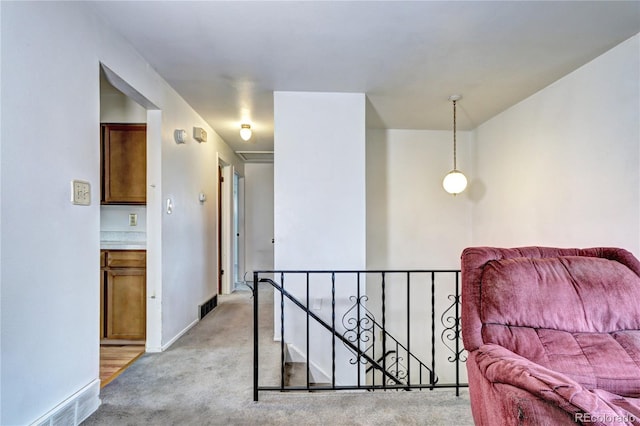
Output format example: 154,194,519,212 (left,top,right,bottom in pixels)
442,95,467,195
